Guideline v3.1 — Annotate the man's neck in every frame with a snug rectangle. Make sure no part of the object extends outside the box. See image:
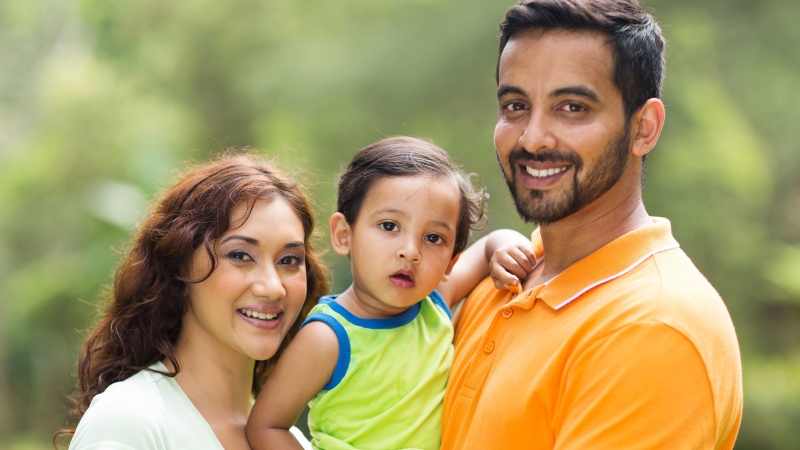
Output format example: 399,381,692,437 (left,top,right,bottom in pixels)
524,183,651,288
